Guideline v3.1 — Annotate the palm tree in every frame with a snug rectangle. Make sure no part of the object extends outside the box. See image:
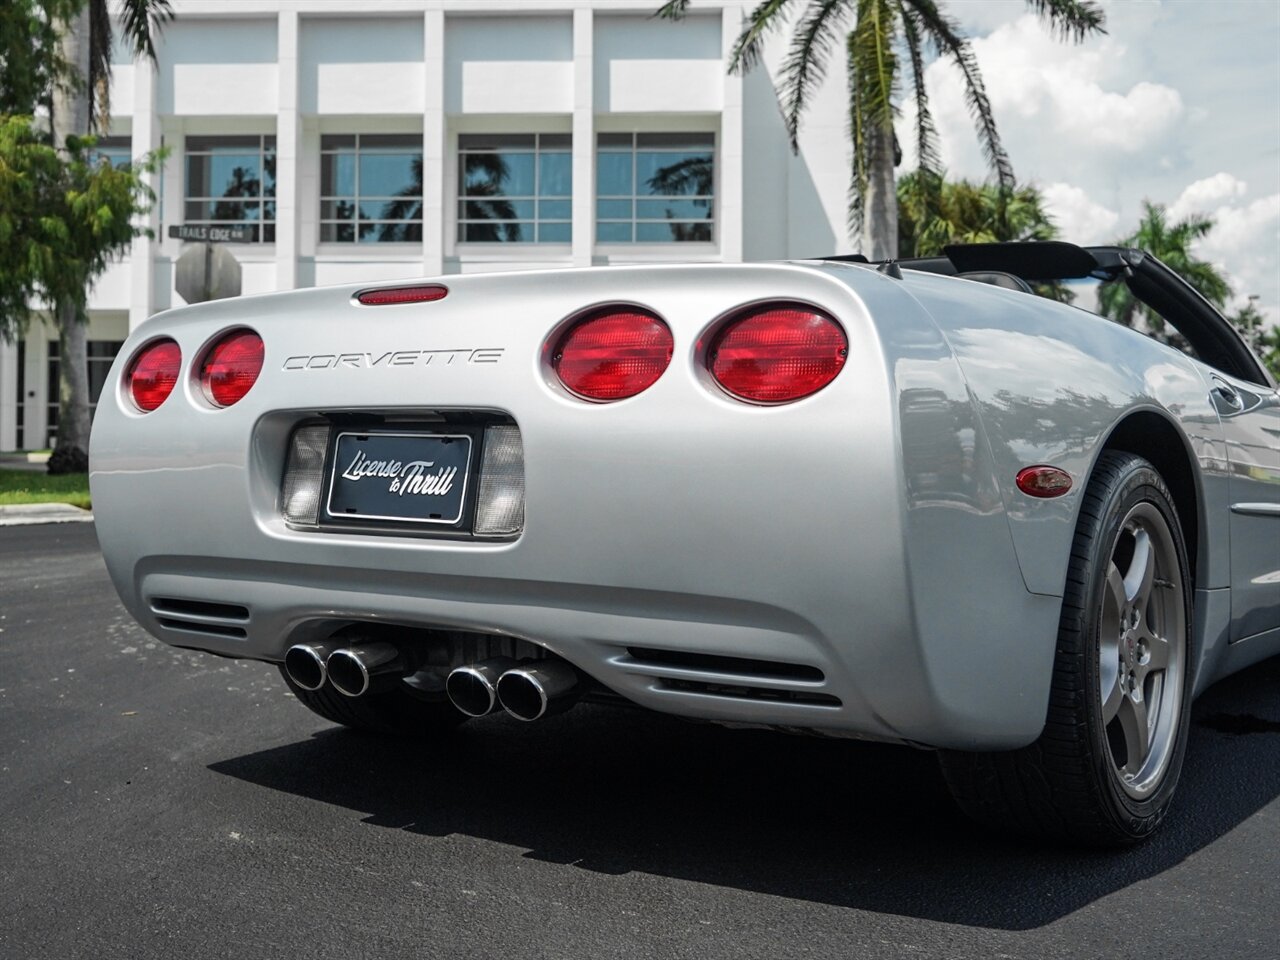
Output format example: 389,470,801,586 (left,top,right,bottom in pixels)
657,0,1105,260
1098,201,1231,340
47,0,171,473
898,171,1072,301
897,171,1057,256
